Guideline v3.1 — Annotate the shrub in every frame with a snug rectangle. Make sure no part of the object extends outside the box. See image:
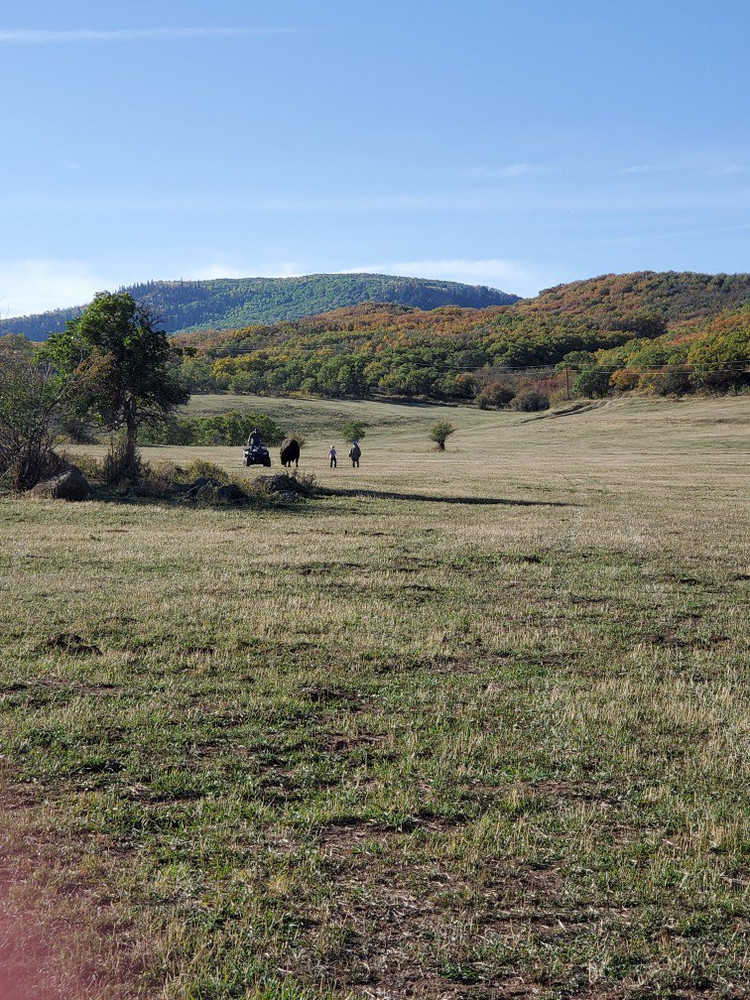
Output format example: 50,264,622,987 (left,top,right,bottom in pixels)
245,471,317,503
476,382,515,409
512,388,550,412
556,350,597,371
180,355,217,393
60,451,103,484
59,415,98,444
687,326,750,391
342,420,368,442
429,421,456,450
572,366,611,399
102,434,144,486
645,366,695,396
5,450,67,491
136,462,185,498
141,411,284,447
442,373,477,400
191,482,248,506
609,369,642,392
181,459,230,484
0,350,70,491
